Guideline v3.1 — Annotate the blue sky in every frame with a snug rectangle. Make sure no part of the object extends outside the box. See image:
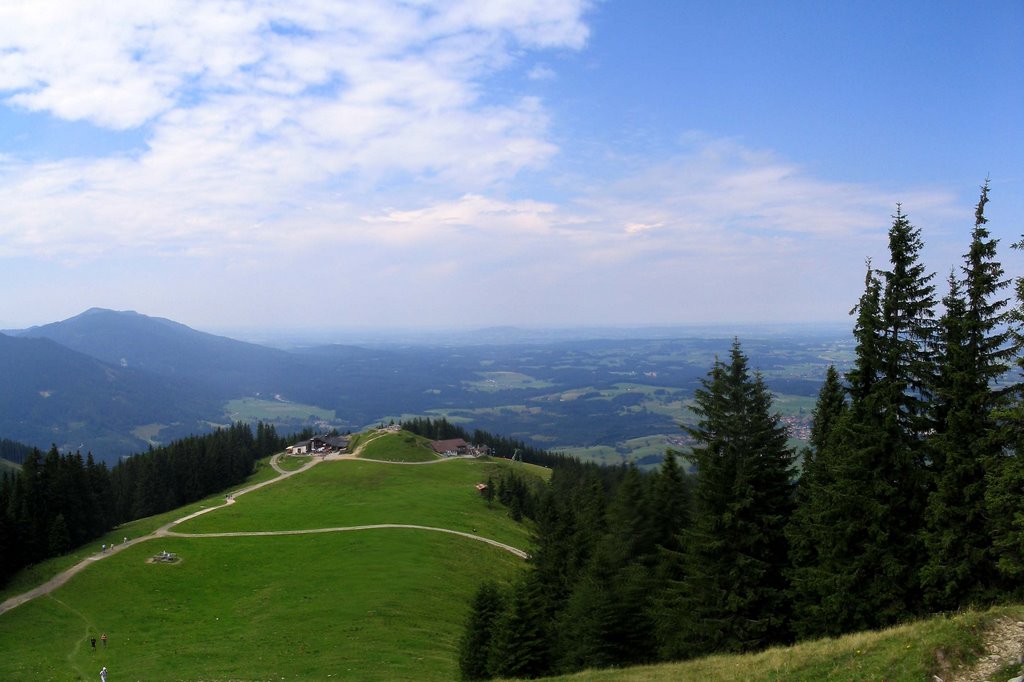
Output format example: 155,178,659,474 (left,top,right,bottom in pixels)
0,0,1021,335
